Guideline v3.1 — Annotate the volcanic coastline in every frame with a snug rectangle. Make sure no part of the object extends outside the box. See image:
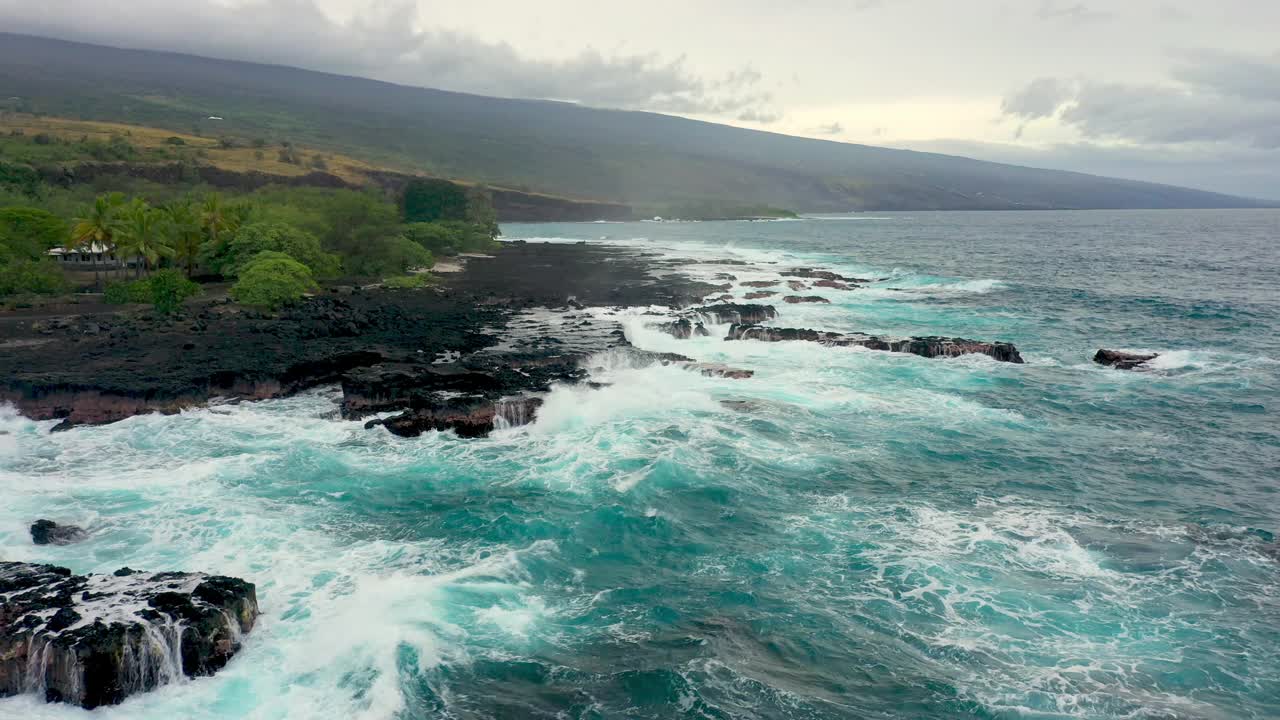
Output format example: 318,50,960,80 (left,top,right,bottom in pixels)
0,241,1024,438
